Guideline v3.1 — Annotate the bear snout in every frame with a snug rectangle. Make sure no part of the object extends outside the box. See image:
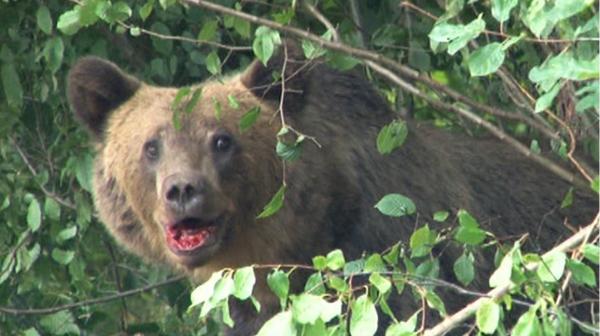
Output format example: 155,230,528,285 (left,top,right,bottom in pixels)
162,172,207,213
